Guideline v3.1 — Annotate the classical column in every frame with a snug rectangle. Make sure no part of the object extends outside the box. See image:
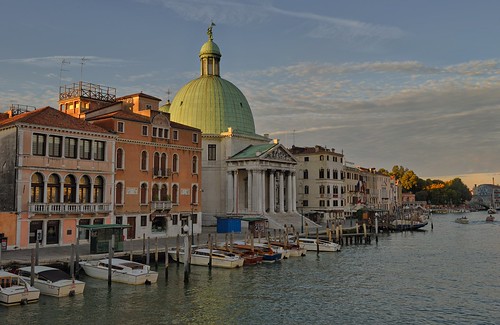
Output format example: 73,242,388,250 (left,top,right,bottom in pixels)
233,170,239,213
269,171,275,213
292,172,297,212
261,170,266,214
247,169,253,212
226,171,234,213
254,170,262,213
279,171,285,213
287,172,293,212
